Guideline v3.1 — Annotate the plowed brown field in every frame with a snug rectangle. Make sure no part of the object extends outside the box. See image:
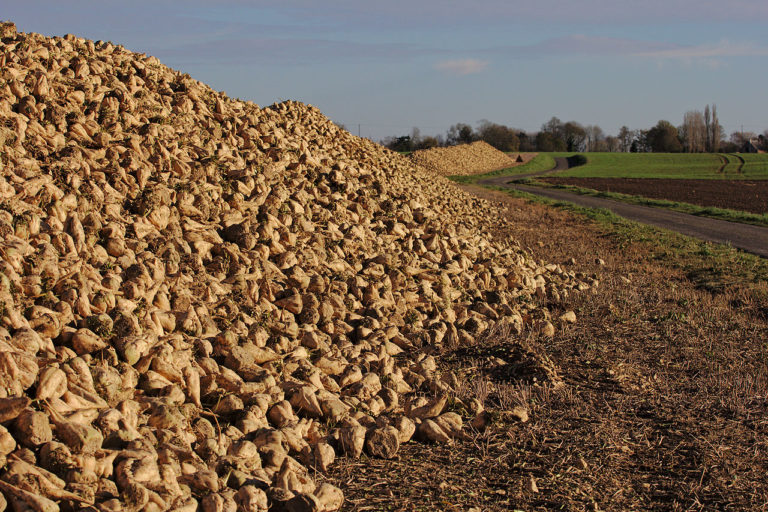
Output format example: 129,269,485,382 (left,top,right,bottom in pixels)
541,178,768,214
